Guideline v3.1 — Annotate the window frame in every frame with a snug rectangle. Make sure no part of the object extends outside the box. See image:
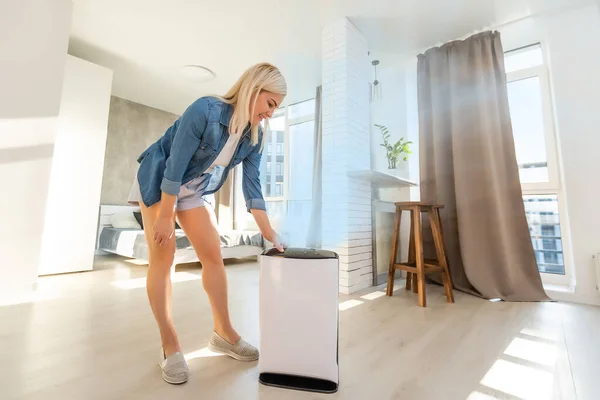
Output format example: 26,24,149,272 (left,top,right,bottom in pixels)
506,66,560,192
262,108,286,204
284,101,316,204
263,99,316,211
506,43,573,286
520,189,573,285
